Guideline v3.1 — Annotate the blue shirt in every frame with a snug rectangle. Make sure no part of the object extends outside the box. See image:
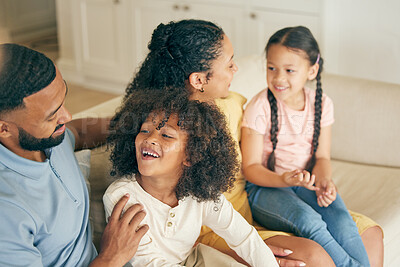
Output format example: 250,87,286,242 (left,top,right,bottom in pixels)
0,129,97,266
